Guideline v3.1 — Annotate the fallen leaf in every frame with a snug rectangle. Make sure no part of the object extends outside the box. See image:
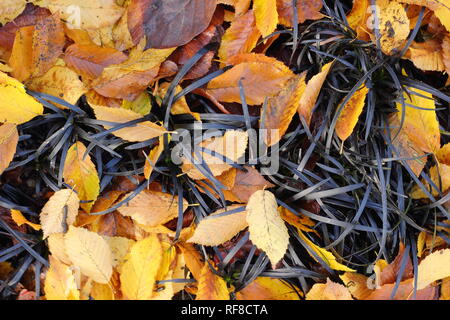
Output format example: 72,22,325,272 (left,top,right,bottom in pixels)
188,205,248,246
63,141,100,213
128,0,217,49
0,123,18,175
120,234,162,300
9,26,34,82
104,236,135,269
236,277,301,300
398,0,450,32
178,242,204,281
0,0,27,25
47,233,72,265
346,0,371,41
276,0,323,27
118,190,188,227
306,278,353,300
416,248,450,290
406,39,445,72
279,206,316,233
122,91,151,116
340,272,373,300
366,278,437,300
11,209,41,231
143,136,165,180
44,256,80,300
40,189,80,238
335,84,369,141
246,190,289,268
196,263,229,300
253,0,278,38
64,226,113,284
156,82,200,121
92,106,167,142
